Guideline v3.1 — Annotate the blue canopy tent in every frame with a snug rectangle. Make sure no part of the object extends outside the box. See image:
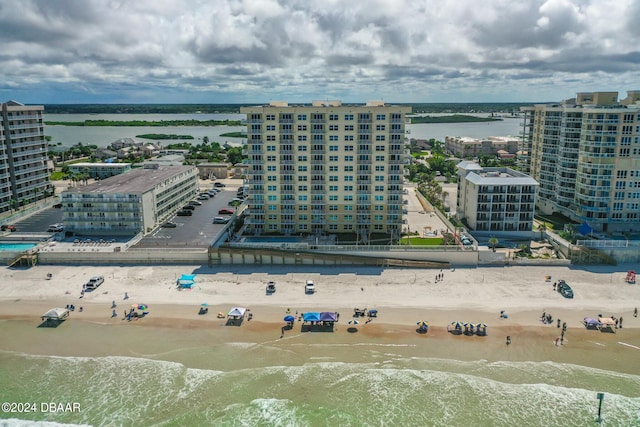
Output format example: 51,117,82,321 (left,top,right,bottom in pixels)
320,312,338,322
578,222,593,236
177,274,196,289
303,312,321,322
